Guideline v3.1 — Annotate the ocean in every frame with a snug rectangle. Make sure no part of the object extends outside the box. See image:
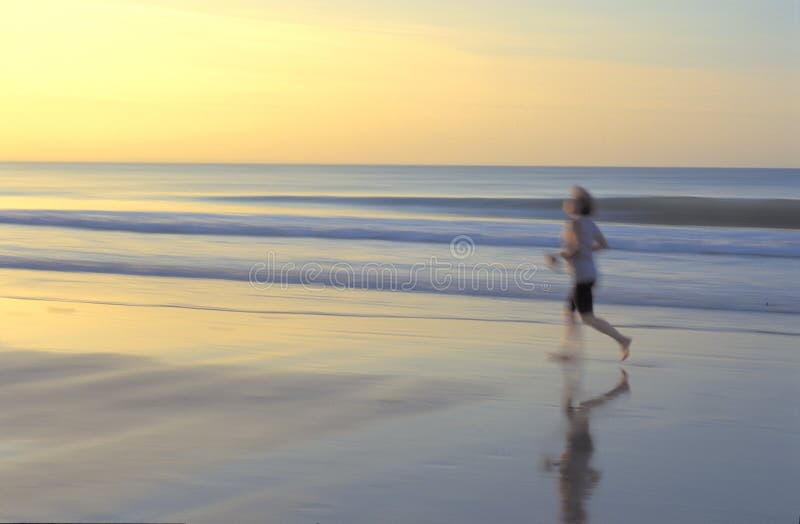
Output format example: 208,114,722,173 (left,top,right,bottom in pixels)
1,162,799,523
1,162,797,315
